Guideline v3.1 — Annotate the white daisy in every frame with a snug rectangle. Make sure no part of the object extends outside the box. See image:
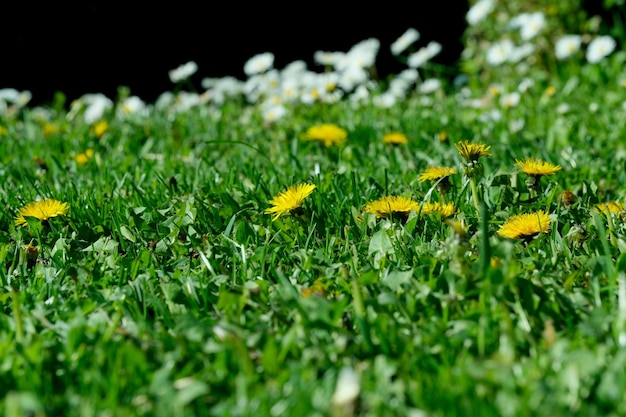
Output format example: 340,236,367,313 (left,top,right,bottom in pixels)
510,12,545,41
467,0,495,26
417,78,442,94
555,35,582,60
168,61,198,83
499,92,520,108
244,52,274,76
390,28,420,55
486,39,514,66
586,36,616,63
